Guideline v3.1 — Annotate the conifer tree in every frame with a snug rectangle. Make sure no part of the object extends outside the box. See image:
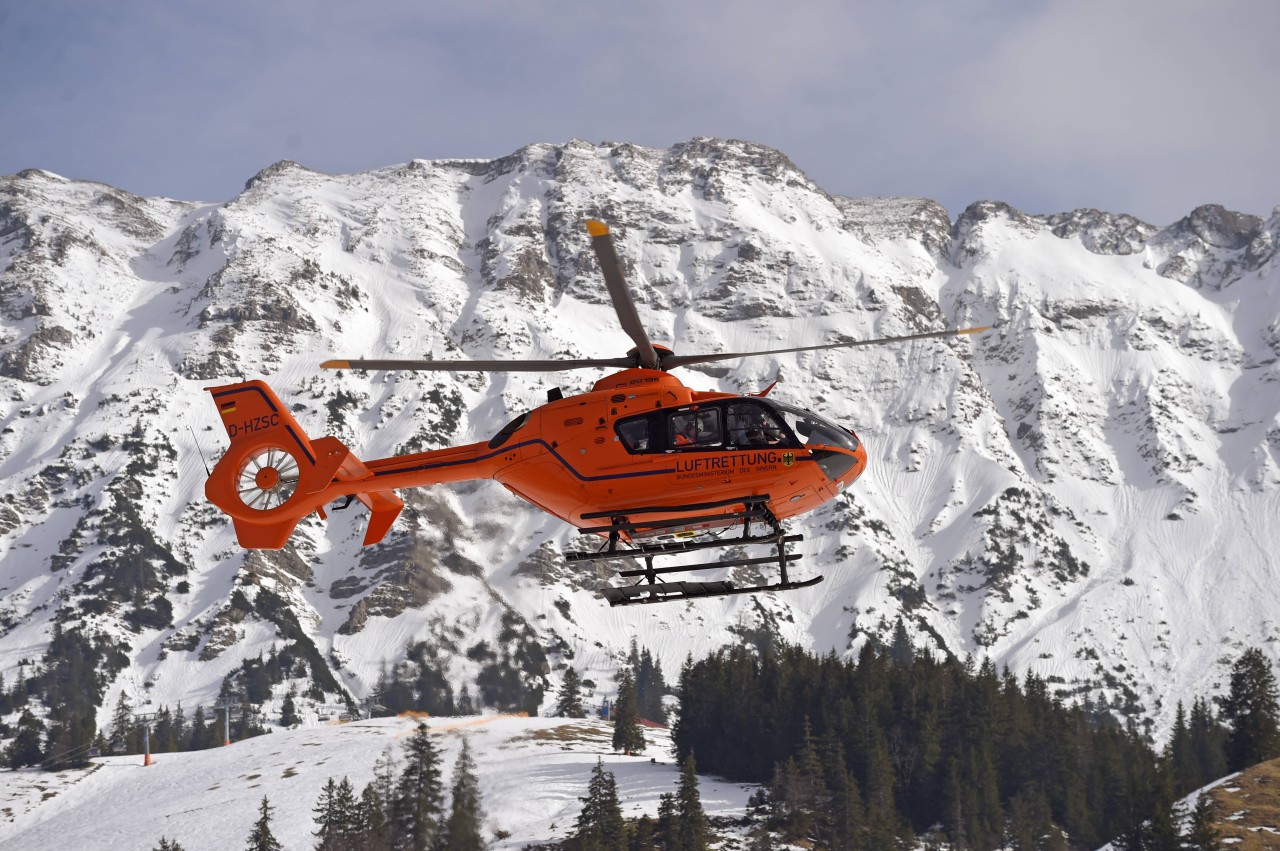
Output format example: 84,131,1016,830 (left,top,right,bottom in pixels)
280,688,299,727
889,617,914,666
334,777,360,847
630,815,656,850
1190,697,1228,788
442,737,486,851
152,838,185,851
574,758,626,850
1220,647,1280,771
392,724,445,851
556,668,586,718
675,752,709,851
1166,701,1199,794
357,781,391,851
819,736,864,850
109,690,134,751
634,647,668,724
5,708,44,768
1184,793,1223,851
611,668,645,755
373,745,399,811
1143,769,1185,851
314,777,343,849
656,792,681,851
245,795,283,851
457,684,476,716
